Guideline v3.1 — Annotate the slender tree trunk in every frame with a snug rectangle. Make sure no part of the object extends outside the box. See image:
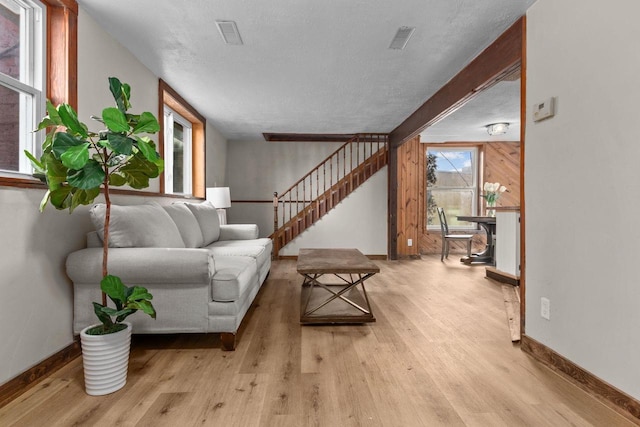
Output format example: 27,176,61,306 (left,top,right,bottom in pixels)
101,150,110,306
